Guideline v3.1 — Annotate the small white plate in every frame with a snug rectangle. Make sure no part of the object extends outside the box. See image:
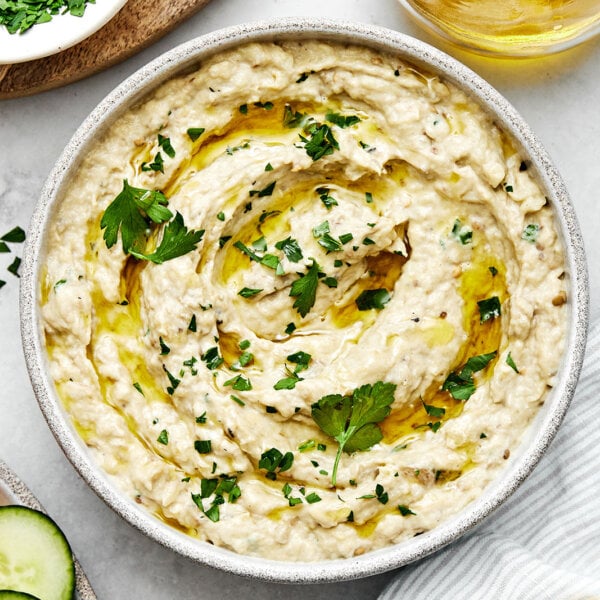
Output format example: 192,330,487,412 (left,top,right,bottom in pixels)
0,0,127,65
